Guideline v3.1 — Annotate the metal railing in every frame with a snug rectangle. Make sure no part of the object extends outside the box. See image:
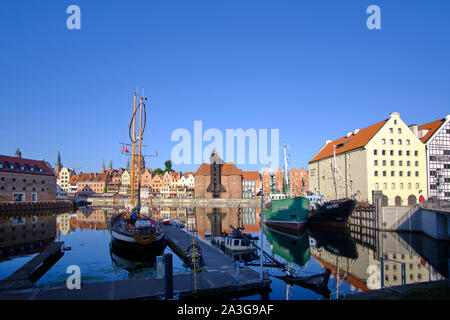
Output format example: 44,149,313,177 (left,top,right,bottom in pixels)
380,257,406,295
